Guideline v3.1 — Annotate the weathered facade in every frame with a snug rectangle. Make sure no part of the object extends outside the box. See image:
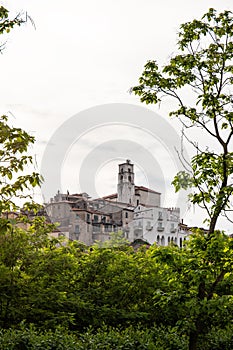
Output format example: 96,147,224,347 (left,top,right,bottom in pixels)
46,193,128,244
45,159,190,245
